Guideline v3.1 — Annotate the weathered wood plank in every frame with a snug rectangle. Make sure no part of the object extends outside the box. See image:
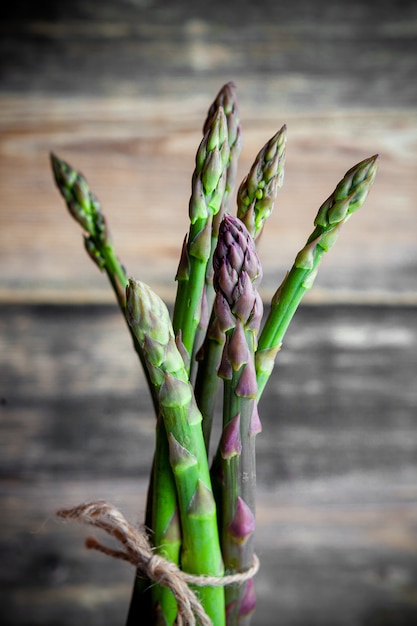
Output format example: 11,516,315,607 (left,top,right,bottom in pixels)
2,303,417,482
1,101,416,302
2,477,417,626
2,0,417,110
1,0,416,303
